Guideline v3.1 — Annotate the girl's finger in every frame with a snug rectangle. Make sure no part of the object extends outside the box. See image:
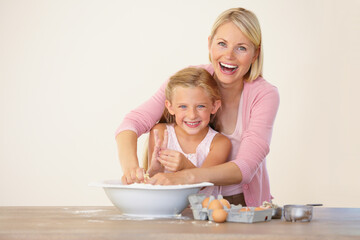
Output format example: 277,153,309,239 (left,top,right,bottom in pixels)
161,129,168,150
153,129,159,144
158,158,176,171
